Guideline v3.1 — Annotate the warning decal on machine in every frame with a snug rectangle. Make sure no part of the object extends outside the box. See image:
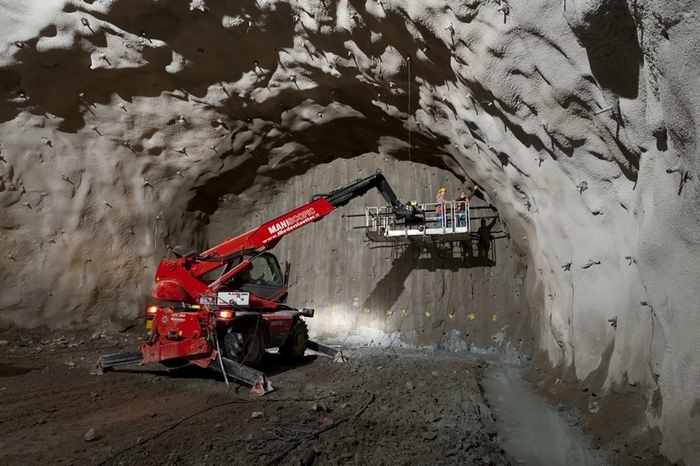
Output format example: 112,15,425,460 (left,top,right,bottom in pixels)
217,292,250,306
